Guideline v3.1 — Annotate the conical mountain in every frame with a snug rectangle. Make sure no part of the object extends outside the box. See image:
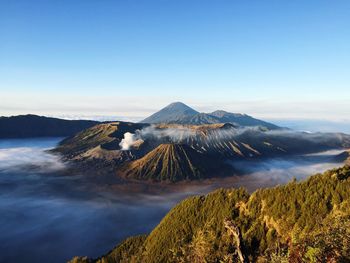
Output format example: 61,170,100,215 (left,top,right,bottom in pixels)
141,102,280,129
140,102,198,124
120,143,229,182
